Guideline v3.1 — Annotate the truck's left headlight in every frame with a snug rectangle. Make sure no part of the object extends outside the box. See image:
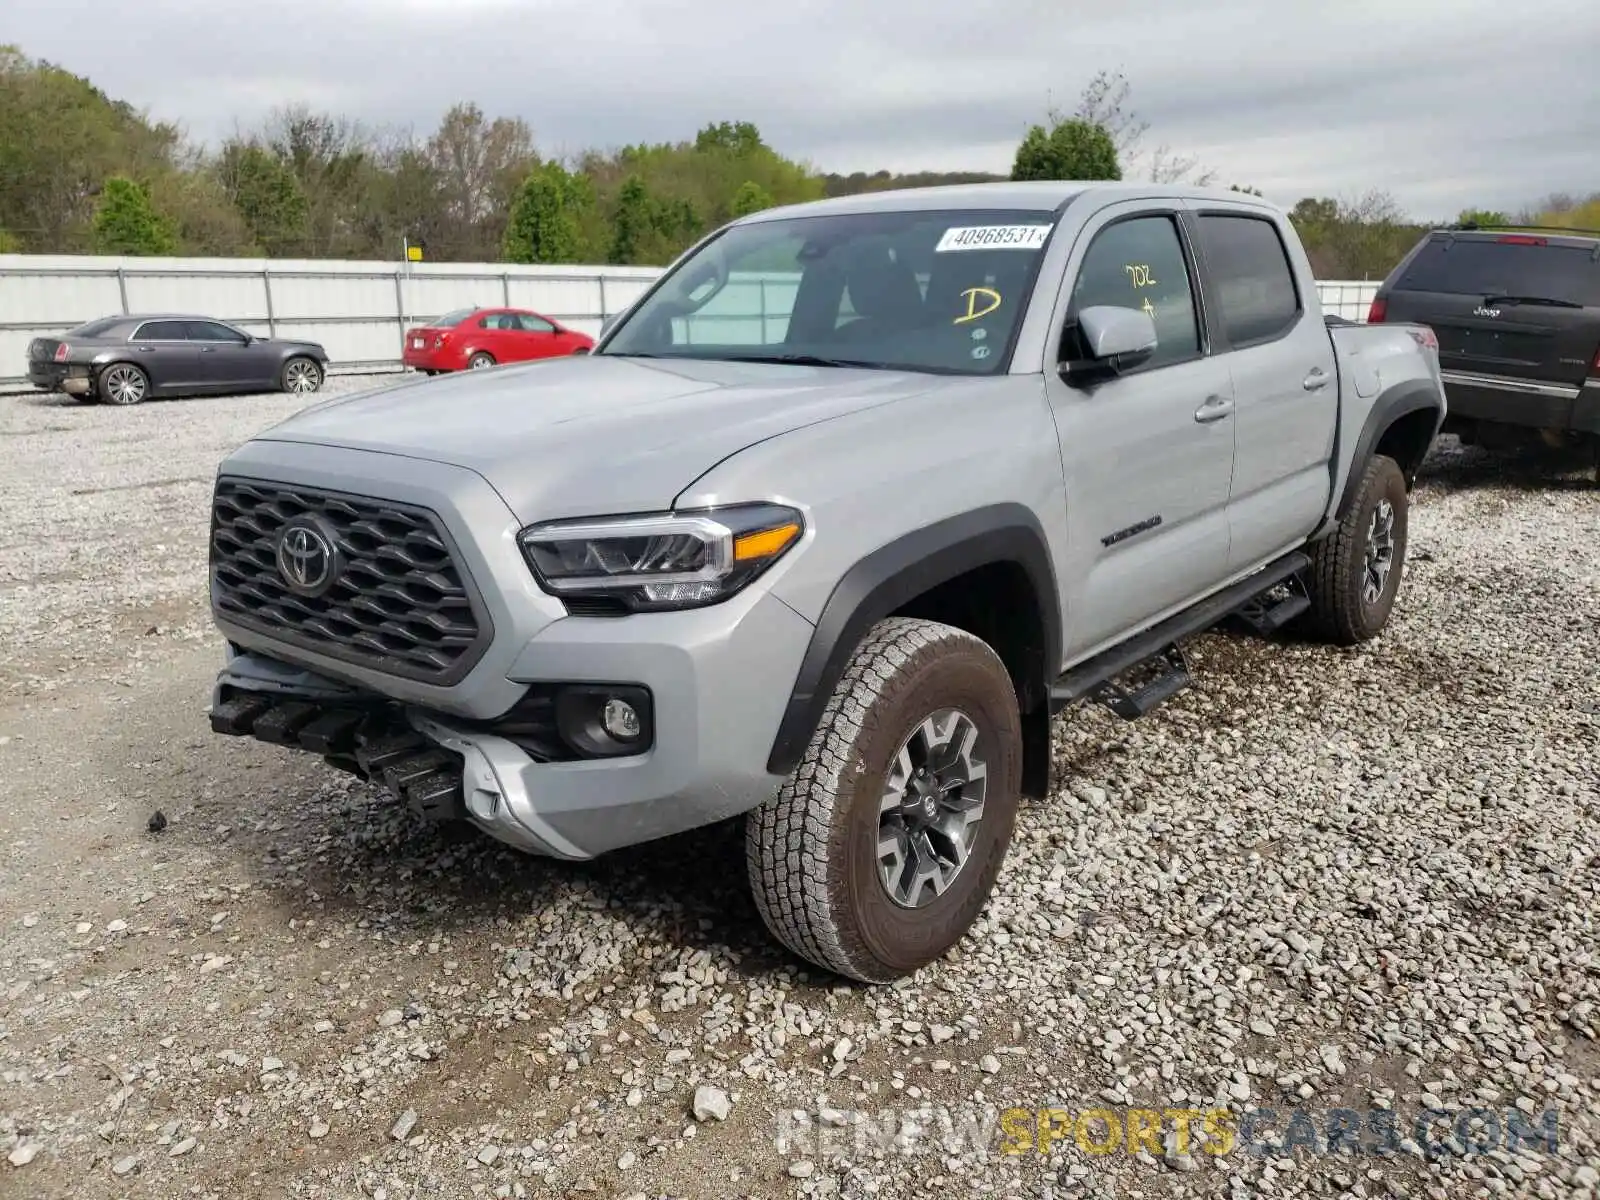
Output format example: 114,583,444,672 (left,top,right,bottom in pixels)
518,502,804,612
